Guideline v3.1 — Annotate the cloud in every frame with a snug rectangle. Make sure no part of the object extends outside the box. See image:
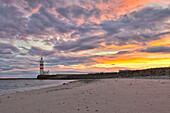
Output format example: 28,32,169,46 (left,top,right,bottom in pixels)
56,5,101,20
116,51,131,55
27,6,74,36
0,3,74,42
0,0,170,77
0,57,38,78
0,70,37,78
100,6,170,45
0,65,26,71
1,1,169,46
0,43,19,58
71,22,102,38
54,35,103,52
25,0,67,9
46,55,96,66
53,6,170,53
0,5,27,39
28,46,55,56
140,46,170,53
